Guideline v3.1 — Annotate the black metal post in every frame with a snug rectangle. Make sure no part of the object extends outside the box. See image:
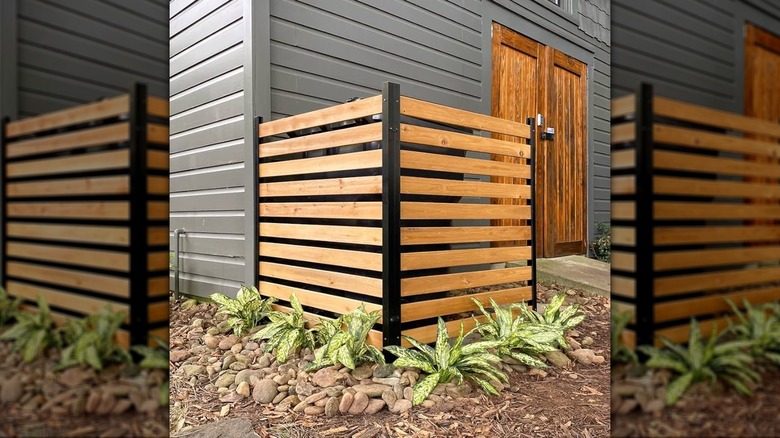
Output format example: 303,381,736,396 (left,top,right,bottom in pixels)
381,82,401,357
128,83,149,347
526,117,538,310
635,83,655,347
254,115,262,291
0,116,8,292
